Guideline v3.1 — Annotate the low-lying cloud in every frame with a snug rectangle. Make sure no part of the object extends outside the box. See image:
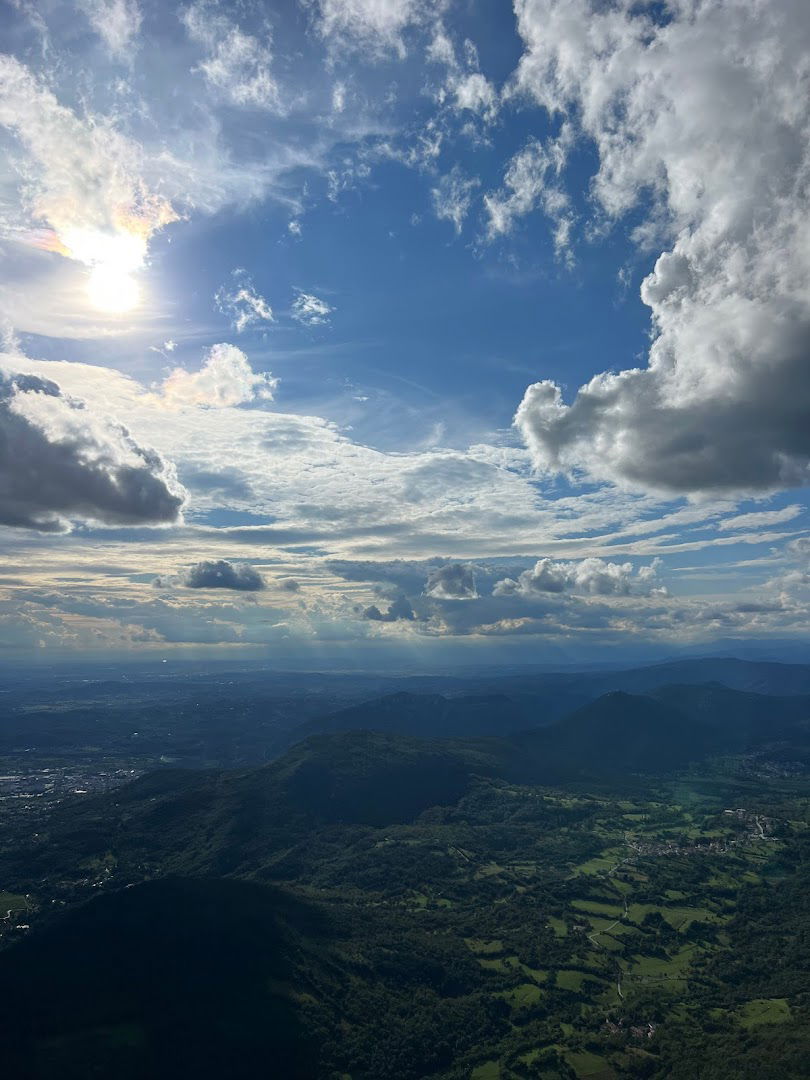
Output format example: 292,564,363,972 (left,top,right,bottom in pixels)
167,559,265,591
363,595,415,622
424,563,478,600
494,557,664,598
